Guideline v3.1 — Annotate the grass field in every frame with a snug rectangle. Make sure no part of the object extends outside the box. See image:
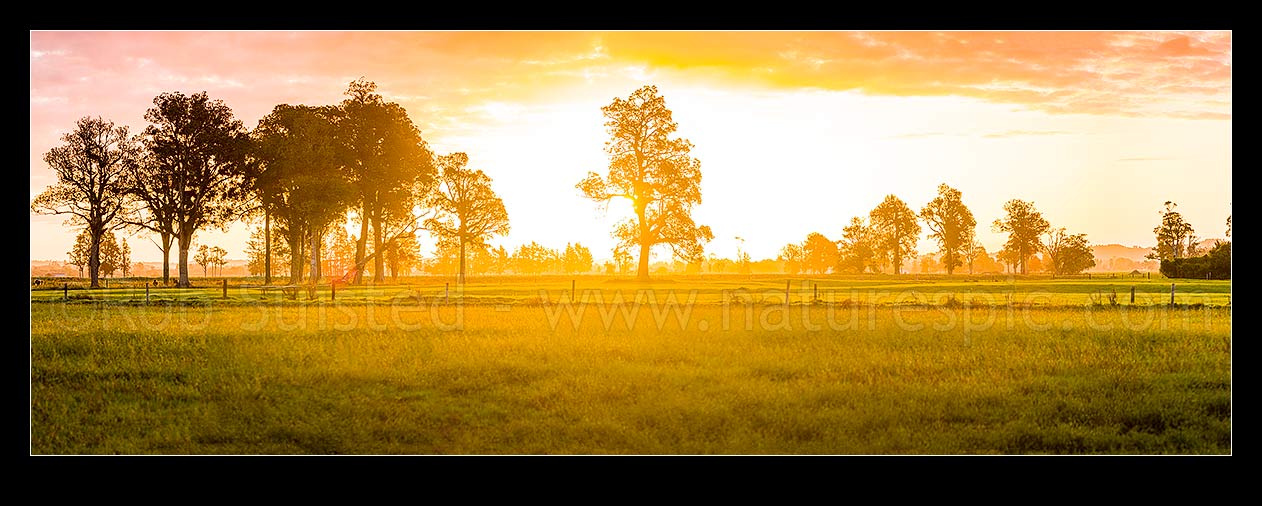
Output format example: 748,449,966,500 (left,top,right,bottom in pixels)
30,274,1231,454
